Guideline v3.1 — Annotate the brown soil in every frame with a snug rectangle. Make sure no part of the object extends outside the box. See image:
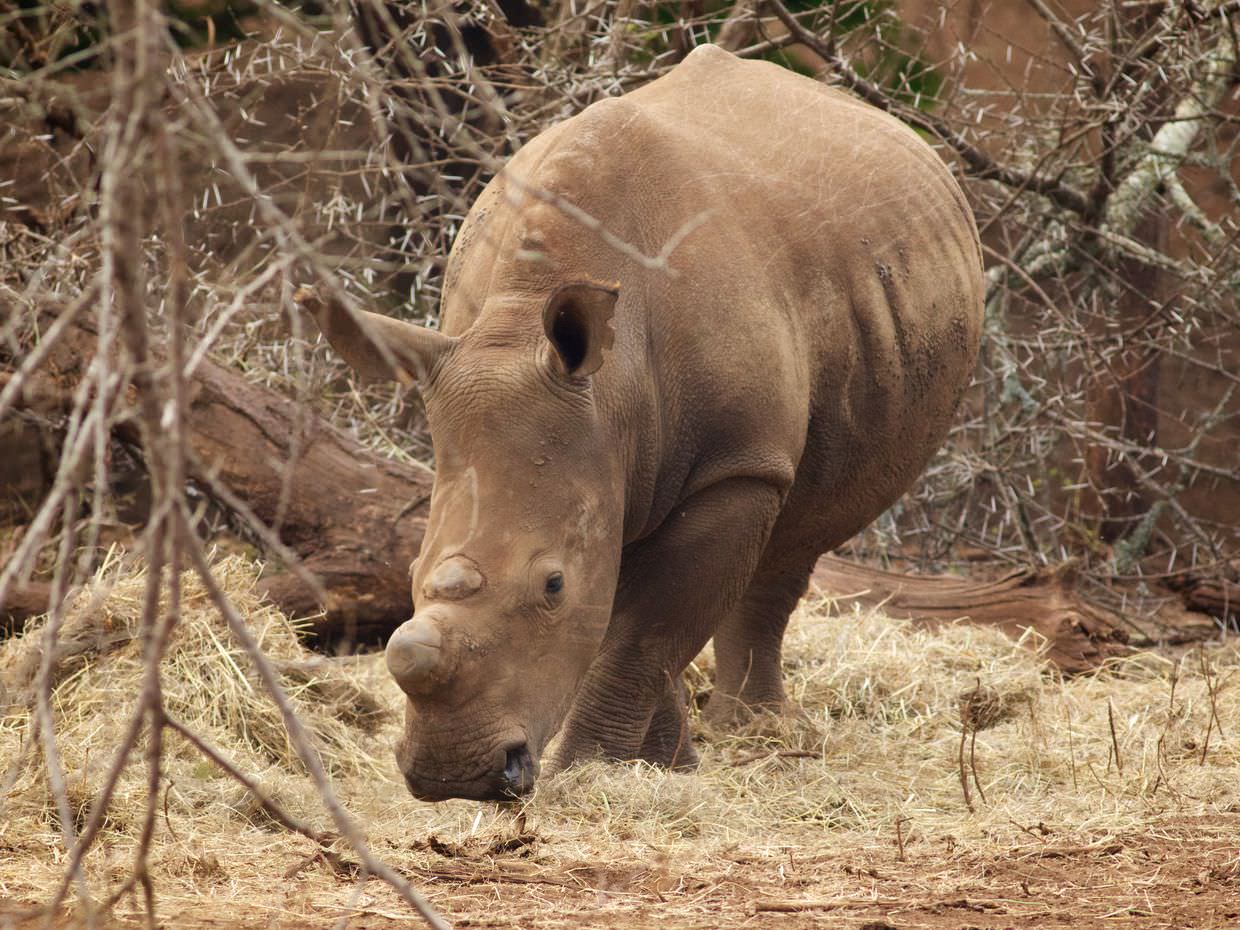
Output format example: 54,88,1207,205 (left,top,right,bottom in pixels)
4,569,1238,930
4,819,1239,929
